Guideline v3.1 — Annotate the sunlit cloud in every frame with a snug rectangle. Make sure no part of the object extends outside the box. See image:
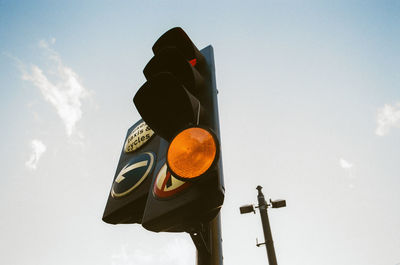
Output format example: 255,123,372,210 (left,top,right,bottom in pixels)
112,245,155,265
161,237,194,265
112,238,194,265
339,157,354,181
25,139,47,170
375,102,400,136
21,38,89,137
339,158,353,169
